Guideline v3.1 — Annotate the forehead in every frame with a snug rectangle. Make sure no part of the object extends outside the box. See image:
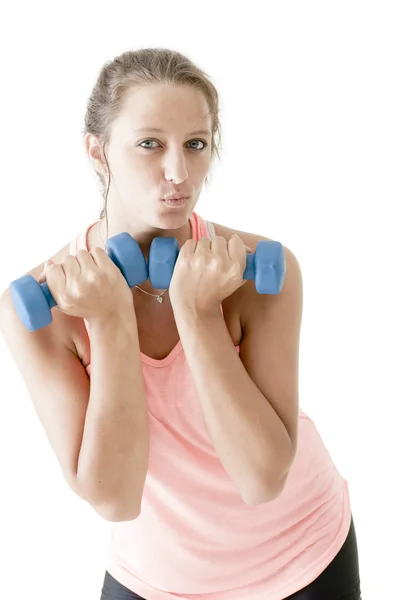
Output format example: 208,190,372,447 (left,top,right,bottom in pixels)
117,84,212,134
